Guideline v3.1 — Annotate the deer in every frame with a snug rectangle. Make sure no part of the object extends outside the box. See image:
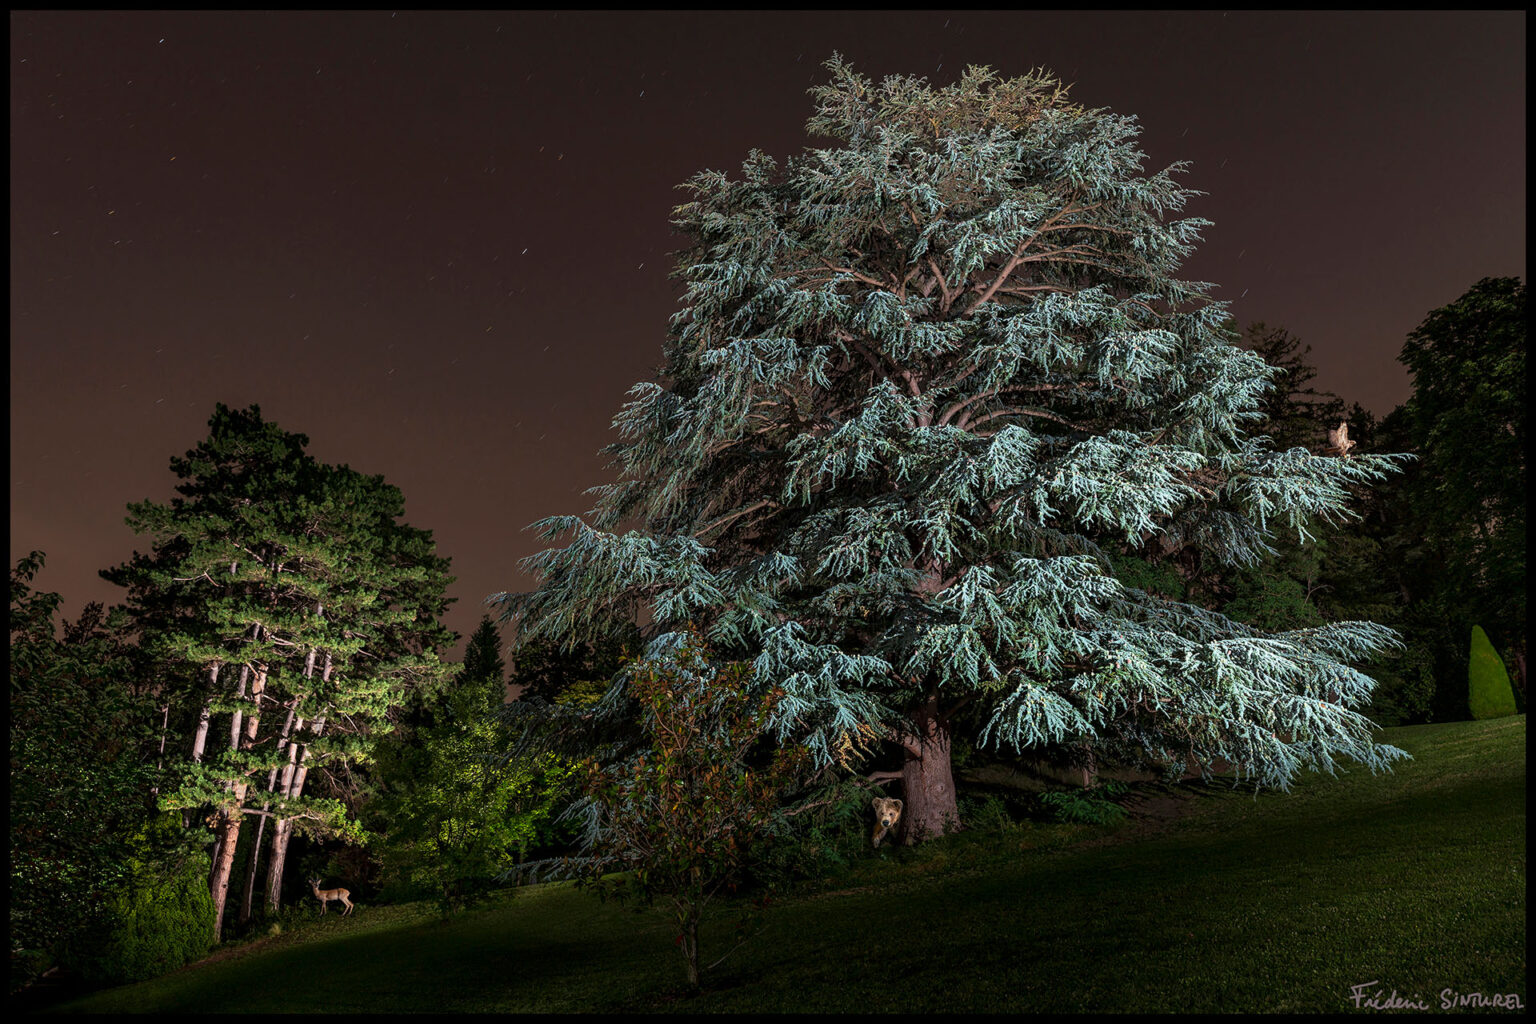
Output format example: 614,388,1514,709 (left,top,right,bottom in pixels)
308,877,353,917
